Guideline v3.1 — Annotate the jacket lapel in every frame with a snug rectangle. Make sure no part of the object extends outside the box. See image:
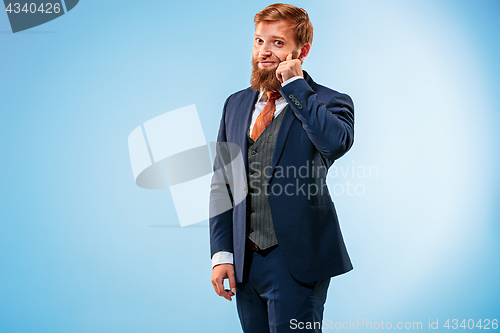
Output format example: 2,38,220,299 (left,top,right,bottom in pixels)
268,105,296,183
238,89,259,171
